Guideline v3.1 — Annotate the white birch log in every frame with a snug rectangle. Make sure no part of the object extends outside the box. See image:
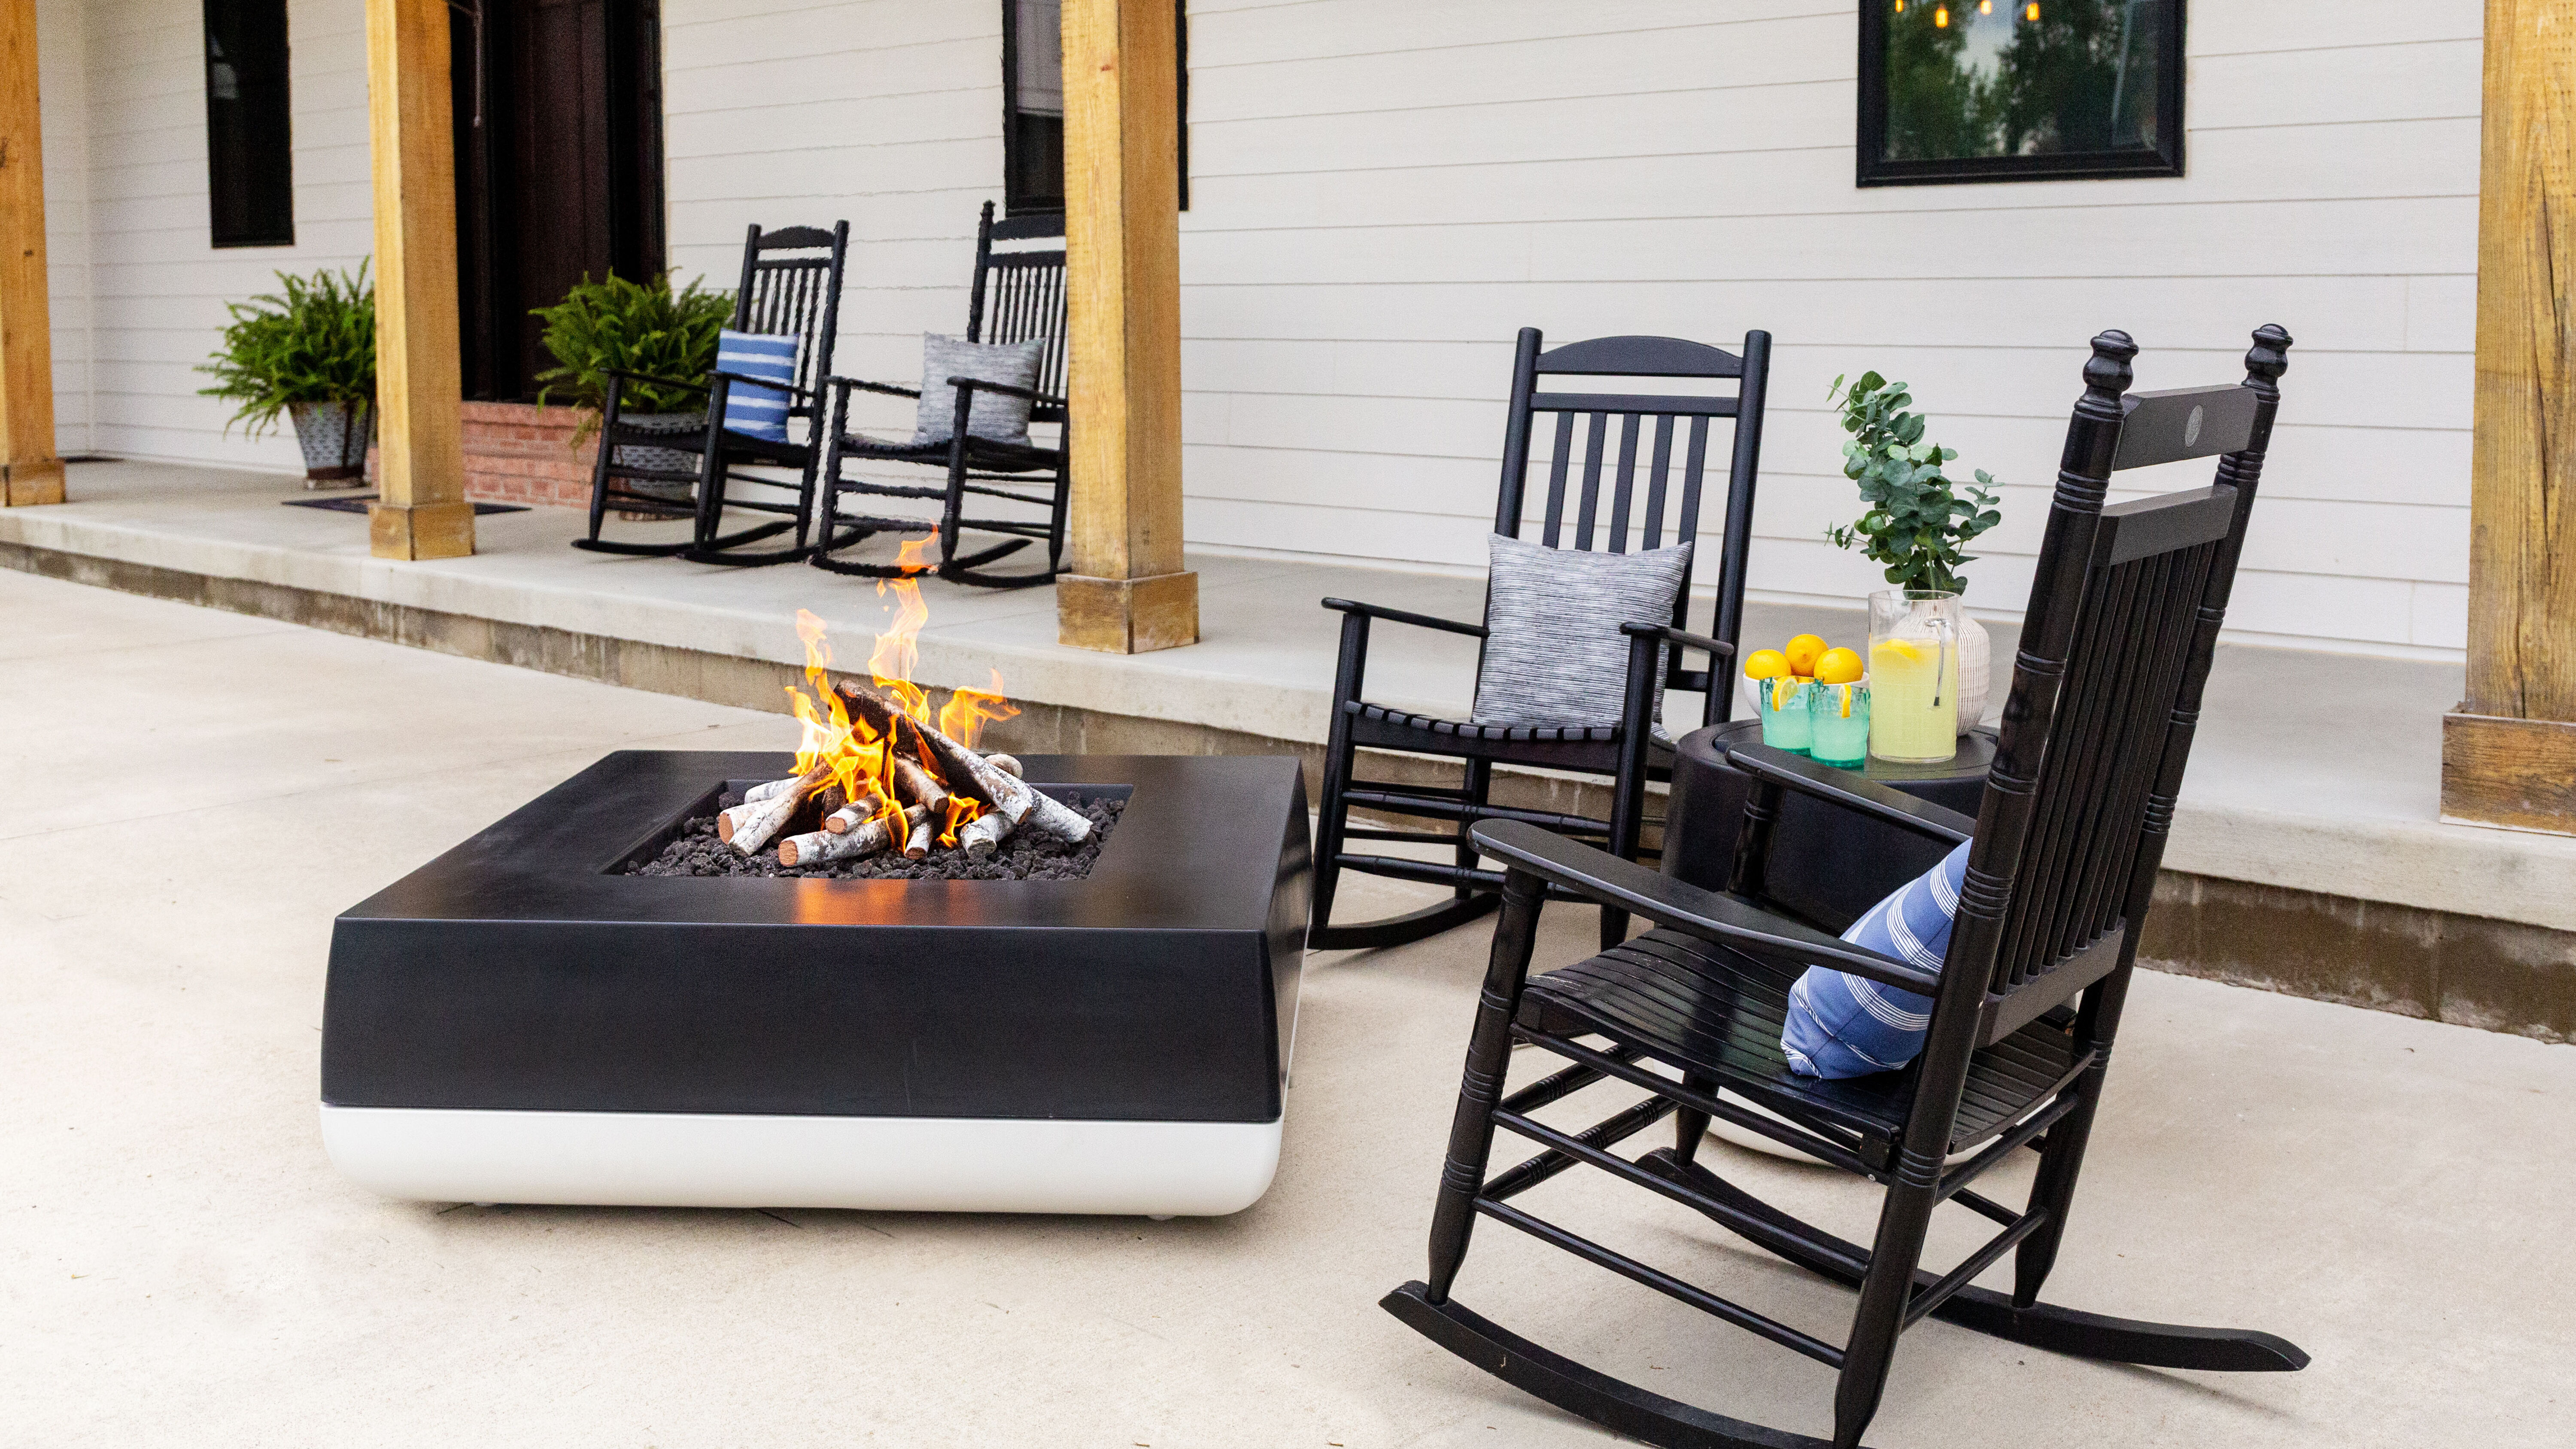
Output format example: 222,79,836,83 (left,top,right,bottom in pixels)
822,786,893,835
778,804,927,868
838,684,1092,845
890,754,951,814
743,775,804,805
904,815,936,859
719,764,832,854
960,809,1015,860
982,753,1023,779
